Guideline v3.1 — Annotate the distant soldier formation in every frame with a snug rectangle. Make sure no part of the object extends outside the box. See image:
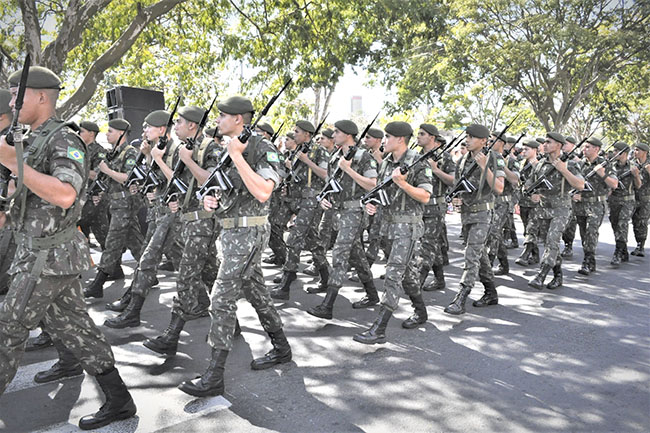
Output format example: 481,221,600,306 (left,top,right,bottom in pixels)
1,64,649,430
